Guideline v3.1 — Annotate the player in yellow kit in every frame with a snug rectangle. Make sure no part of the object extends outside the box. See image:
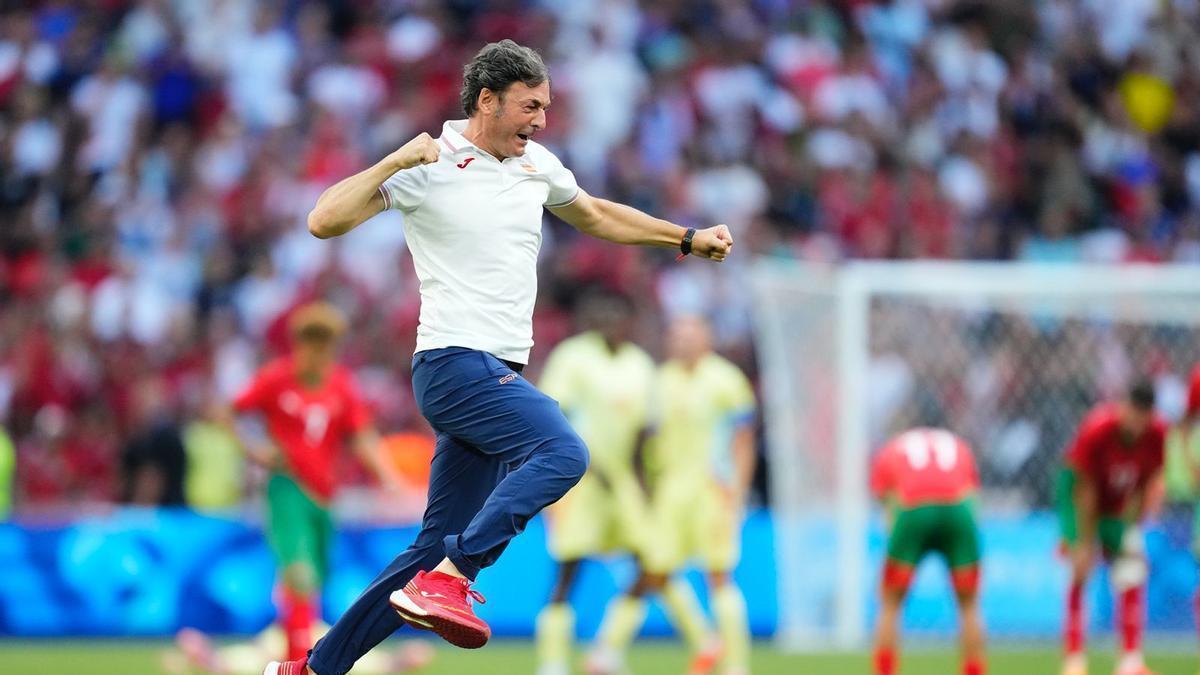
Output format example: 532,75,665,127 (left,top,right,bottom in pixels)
534,291,657,675
590,315,757,675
